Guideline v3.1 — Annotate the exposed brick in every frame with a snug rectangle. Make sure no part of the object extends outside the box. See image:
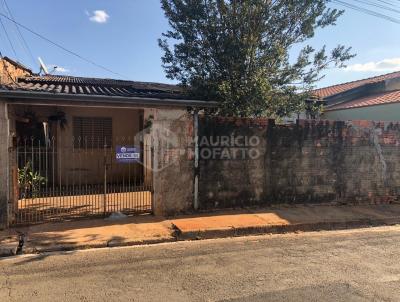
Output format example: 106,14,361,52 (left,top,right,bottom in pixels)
0,57,31,85
199,118,400,209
